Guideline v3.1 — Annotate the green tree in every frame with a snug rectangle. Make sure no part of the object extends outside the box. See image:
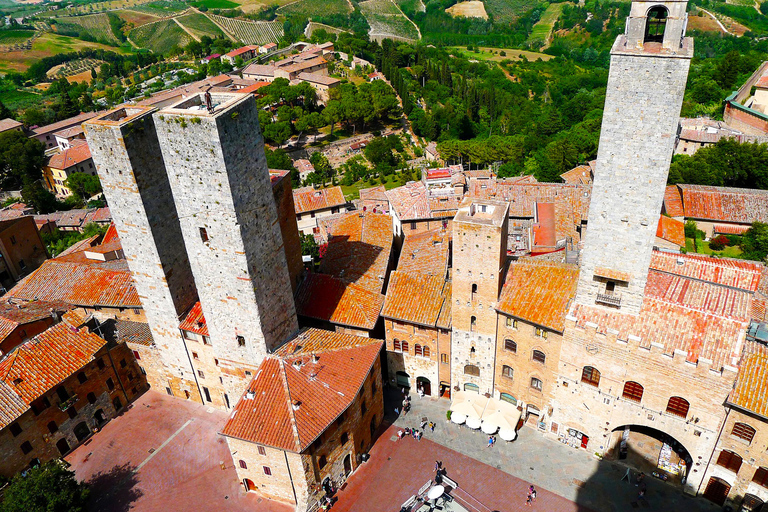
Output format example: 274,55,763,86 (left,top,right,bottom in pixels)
65,172,102,205
0,461,89,512
741,222,768,262
0,131,46,189
0,100,13,120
